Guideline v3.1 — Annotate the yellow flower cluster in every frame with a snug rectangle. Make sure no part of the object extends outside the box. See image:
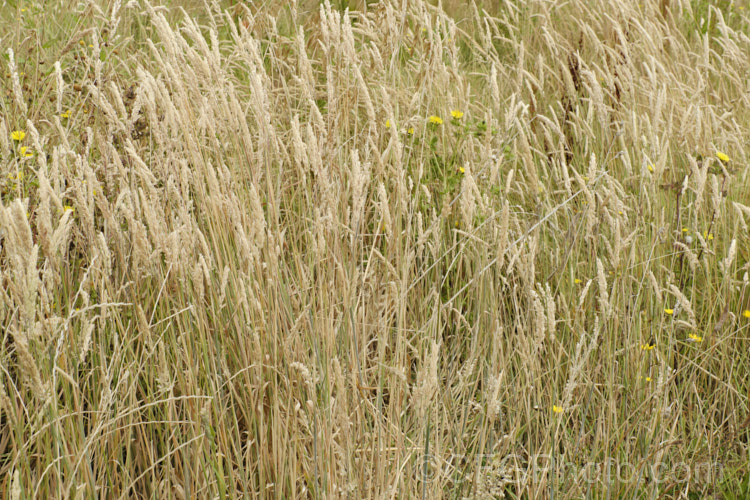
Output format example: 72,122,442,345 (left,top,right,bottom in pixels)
10,130,34,157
